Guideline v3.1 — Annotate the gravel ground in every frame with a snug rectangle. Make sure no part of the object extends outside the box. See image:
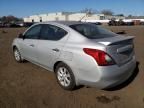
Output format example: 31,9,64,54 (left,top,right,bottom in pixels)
0,26,144,108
